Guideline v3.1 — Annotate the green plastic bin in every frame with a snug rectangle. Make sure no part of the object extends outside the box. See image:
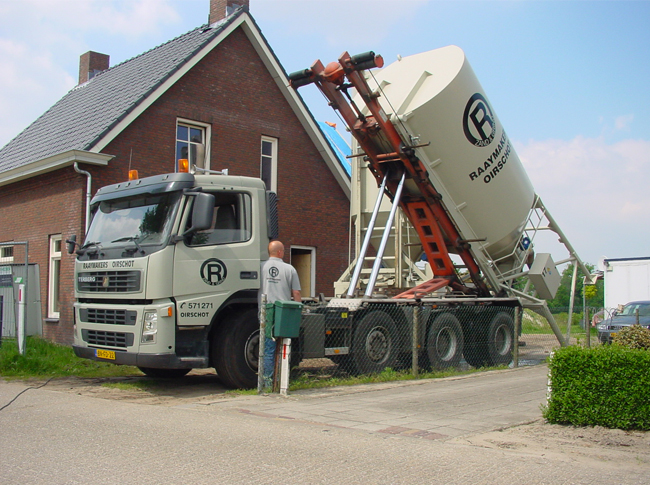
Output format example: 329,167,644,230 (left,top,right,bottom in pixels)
270,300,302,338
